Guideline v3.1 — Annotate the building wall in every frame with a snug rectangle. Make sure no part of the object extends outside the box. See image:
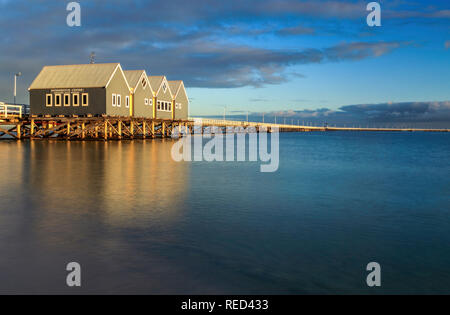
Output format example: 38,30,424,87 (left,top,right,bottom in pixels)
174,86,189,120
133,80,154,118
106,69,131,117
155,82,173,120
29,87,106,116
